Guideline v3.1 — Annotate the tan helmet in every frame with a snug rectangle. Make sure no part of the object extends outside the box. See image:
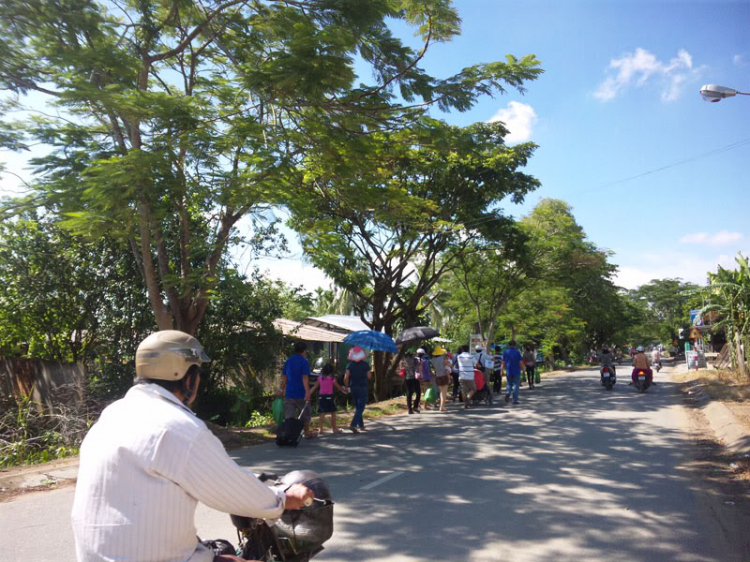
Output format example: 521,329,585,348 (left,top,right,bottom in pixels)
135,330,210,381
